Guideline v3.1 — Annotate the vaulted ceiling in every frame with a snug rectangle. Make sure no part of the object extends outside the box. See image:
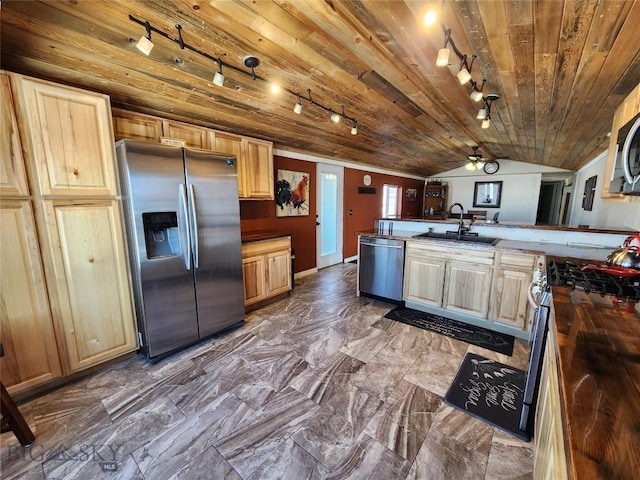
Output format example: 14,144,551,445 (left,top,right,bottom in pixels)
2,1,640,176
